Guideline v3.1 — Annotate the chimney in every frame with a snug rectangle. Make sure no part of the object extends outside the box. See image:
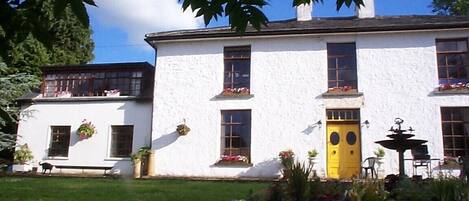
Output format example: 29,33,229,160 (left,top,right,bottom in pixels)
296,3,313,21
356,0,375,18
